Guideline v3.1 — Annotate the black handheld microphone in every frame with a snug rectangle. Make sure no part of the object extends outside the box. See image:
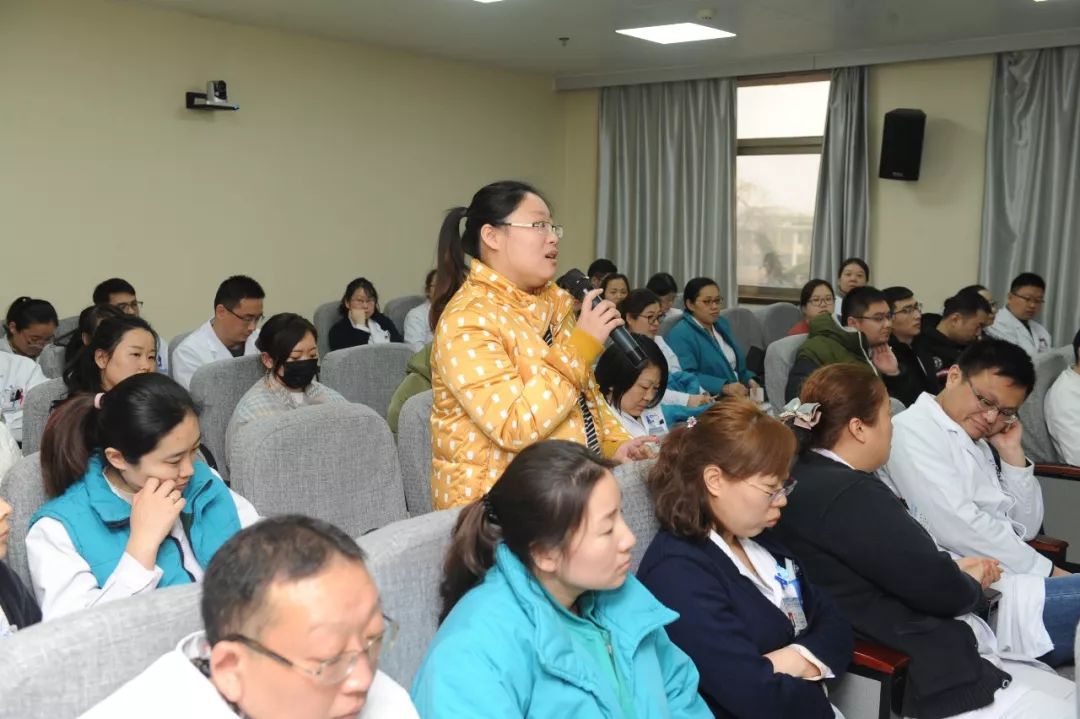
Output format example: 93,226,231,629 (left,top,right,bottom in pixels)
559,269,647,370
